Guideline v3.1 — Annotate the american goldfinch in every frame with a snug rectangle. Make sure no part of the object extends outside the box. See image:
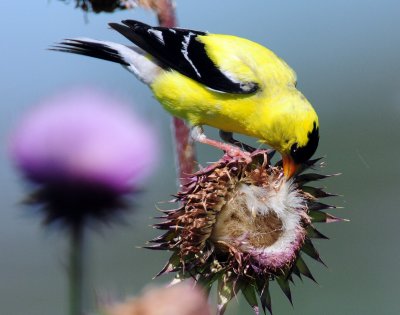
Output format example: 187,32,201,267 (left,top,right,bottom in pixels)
53,20,319,178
